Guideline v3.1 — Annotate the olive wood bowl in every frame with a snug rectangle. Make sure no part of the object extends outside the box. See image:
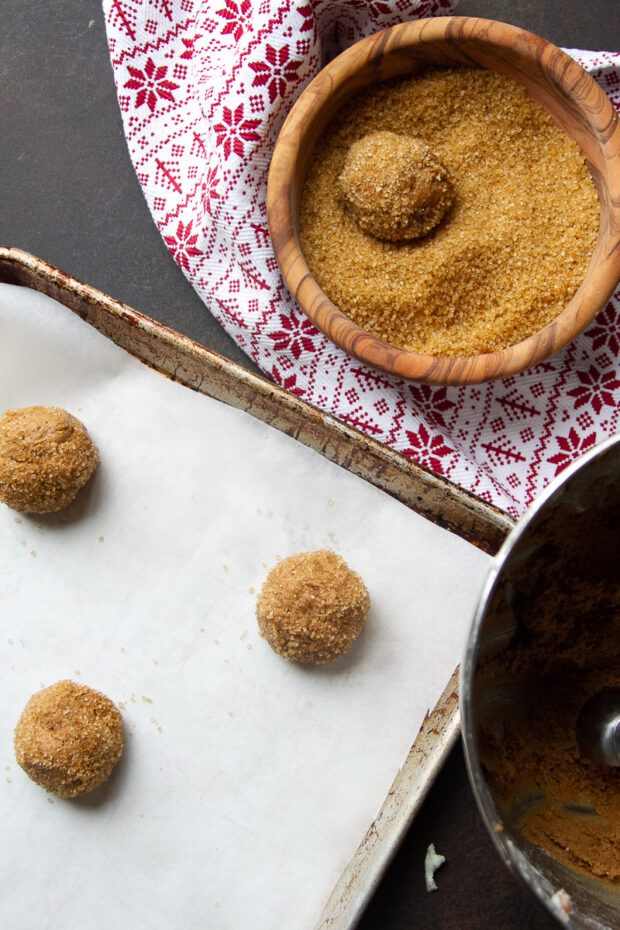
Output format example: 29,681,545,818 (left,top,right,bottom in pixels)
267,16,620,385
